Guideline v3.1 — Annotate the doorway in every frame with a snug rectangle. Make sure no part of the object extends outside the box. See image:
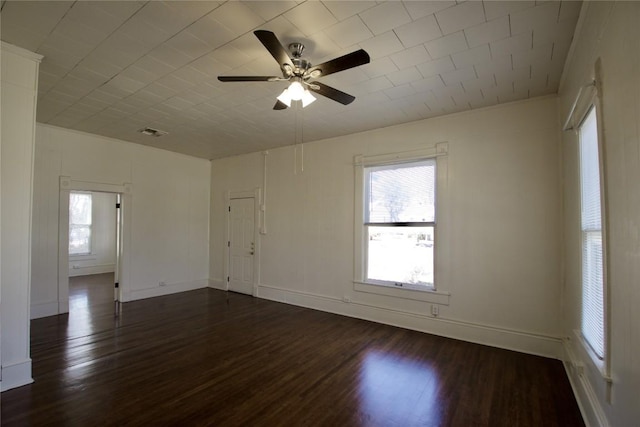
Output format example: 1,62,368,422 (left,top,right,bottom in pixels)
67,191,120,312
227,196,257,295
57,177,131,315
